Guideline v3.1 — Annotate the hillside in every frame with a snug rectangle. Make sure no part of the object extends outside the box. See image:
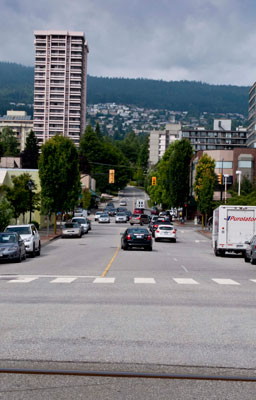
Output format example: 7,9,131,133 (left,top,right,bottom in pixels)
0,61,250,116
